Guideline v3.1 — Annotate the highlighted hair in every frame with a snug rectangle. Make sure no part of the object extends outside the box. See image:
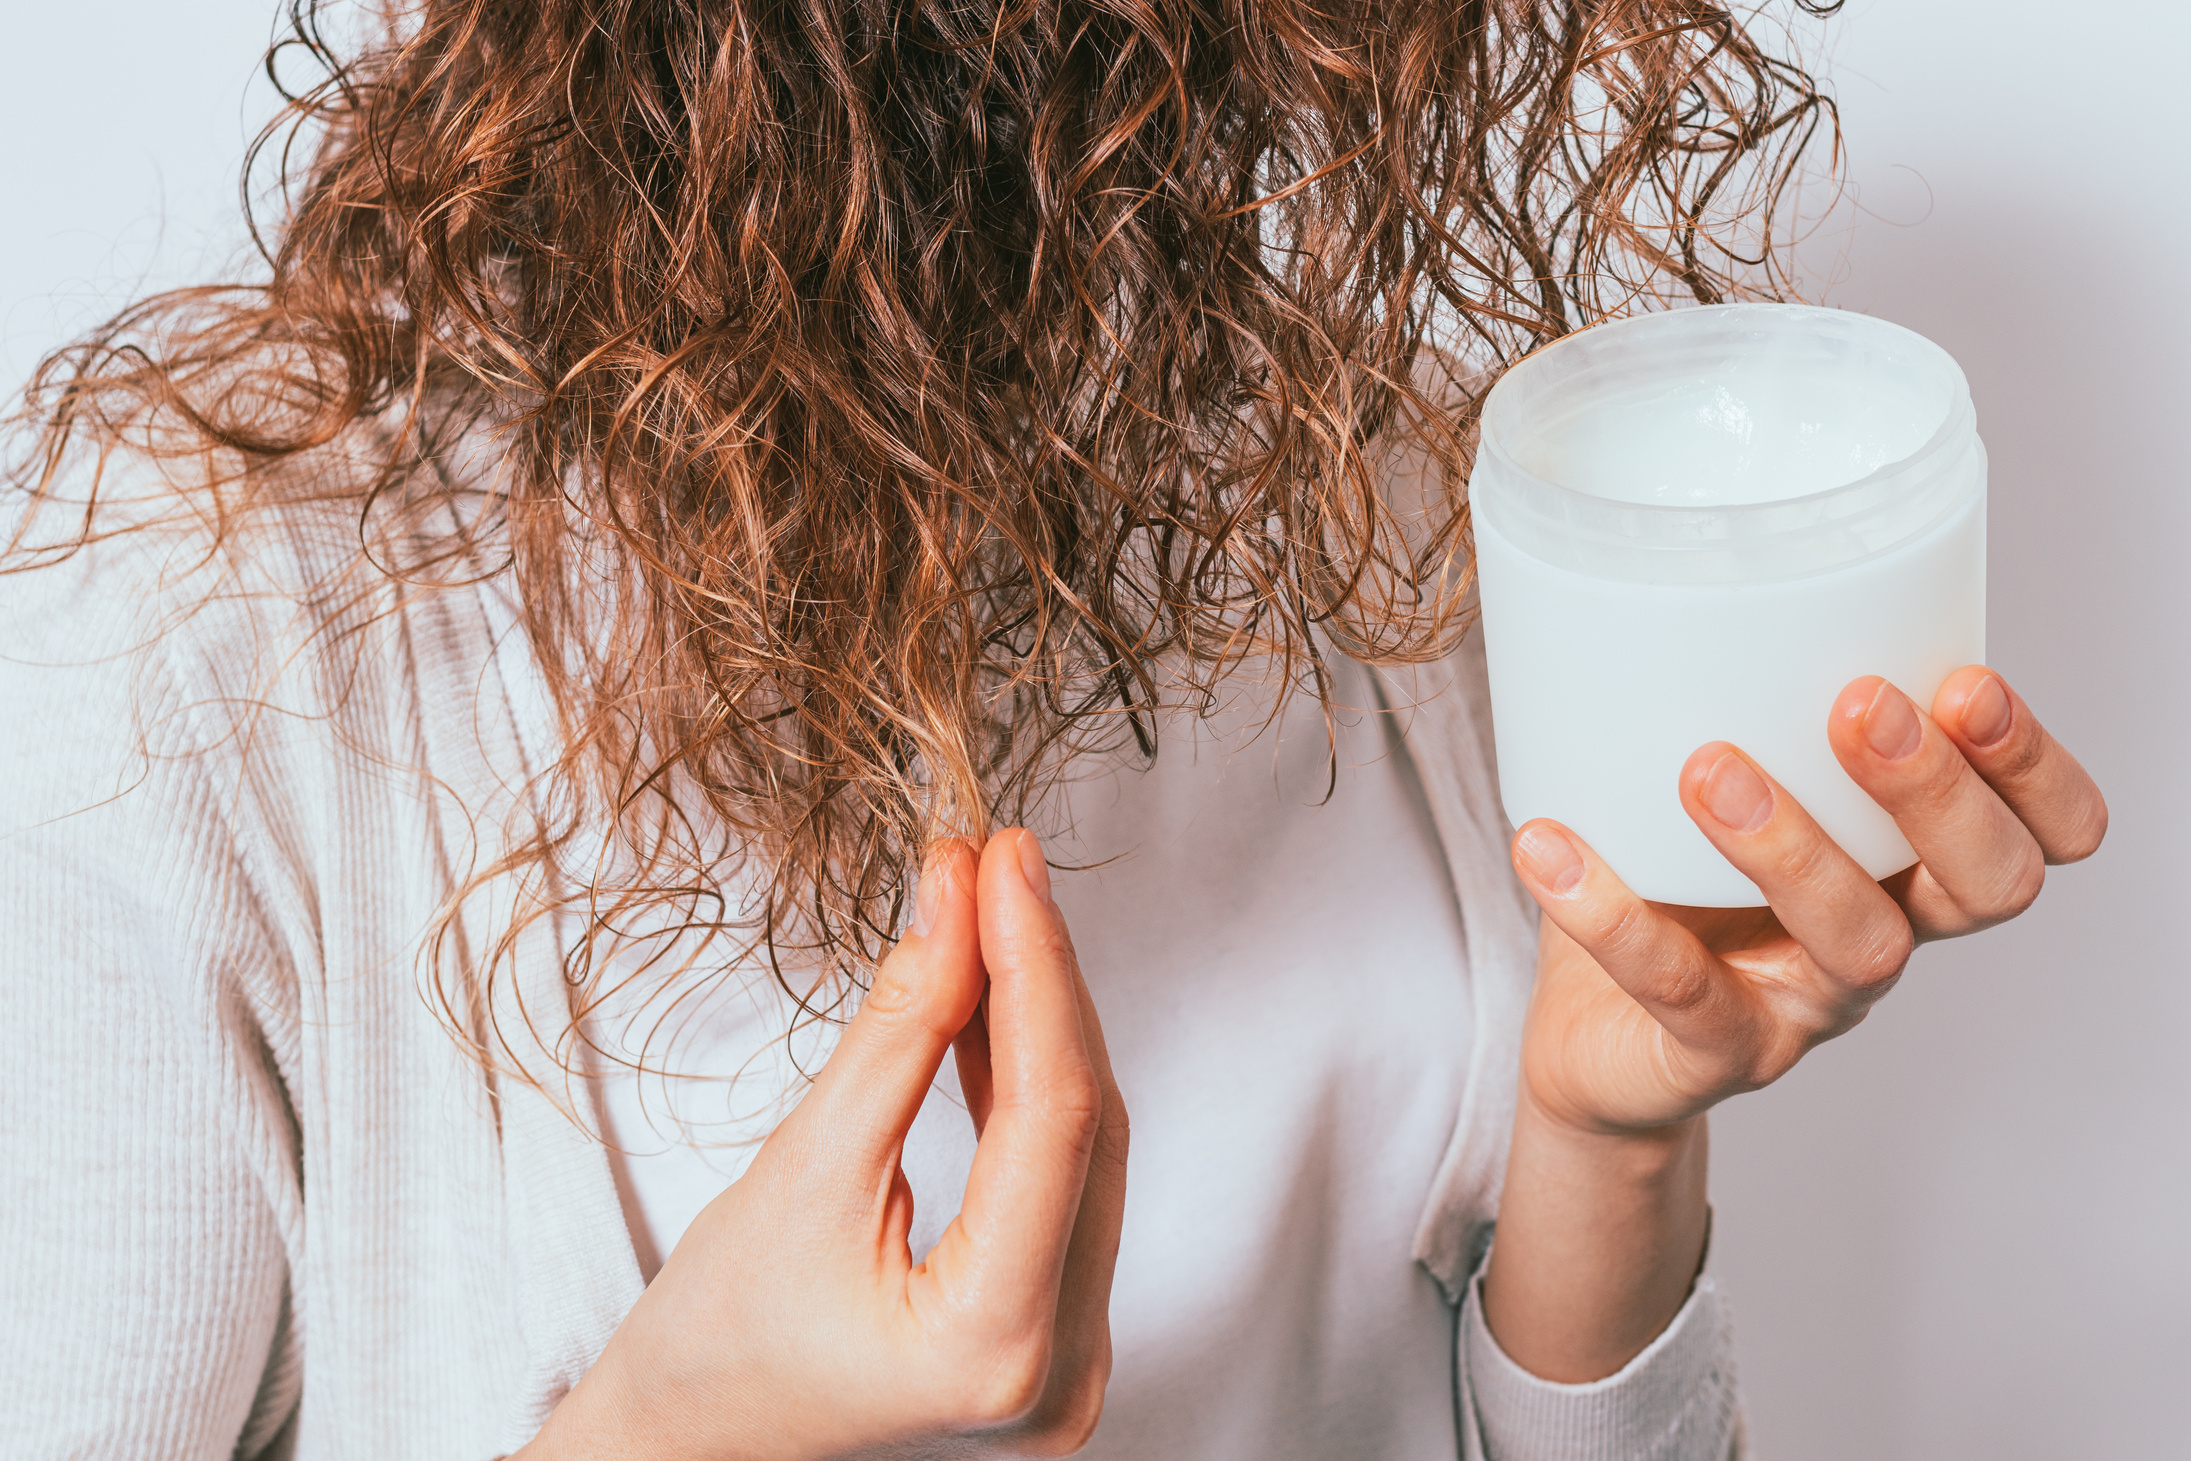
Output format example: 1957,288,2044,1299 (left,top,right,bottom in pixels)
8,0,1837,1076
